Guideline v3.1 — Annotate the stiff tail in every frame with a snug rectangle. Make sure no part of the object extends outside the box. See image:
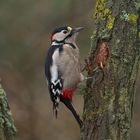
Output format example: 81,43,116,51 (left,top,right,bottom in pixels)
53,101,59,118
61,98,83,128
